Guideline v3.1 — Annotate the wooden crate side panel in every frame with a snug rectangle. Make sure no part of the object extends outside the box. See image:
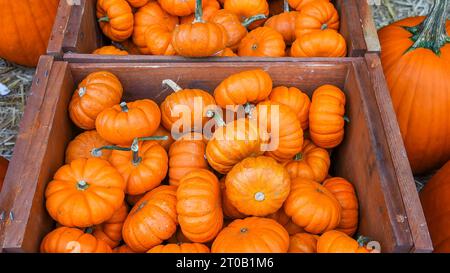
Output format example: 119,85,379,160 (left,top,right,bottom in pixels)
47,0,73,57
357,1,381,53
335,0,367,57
